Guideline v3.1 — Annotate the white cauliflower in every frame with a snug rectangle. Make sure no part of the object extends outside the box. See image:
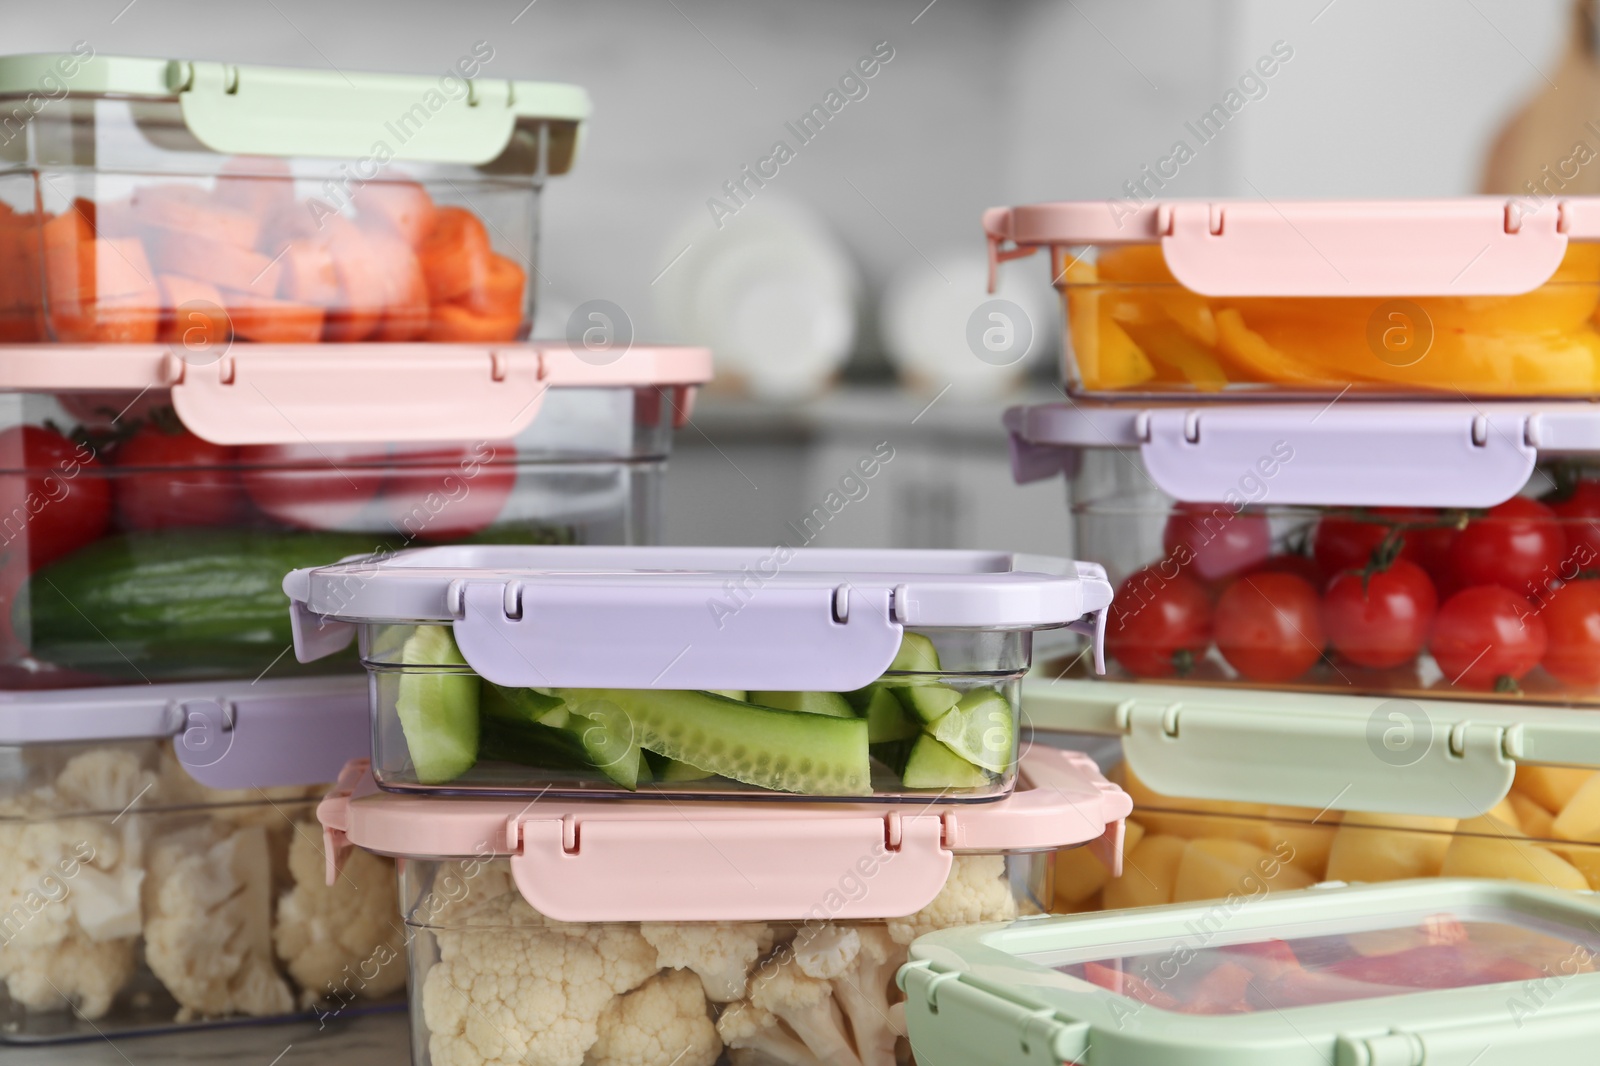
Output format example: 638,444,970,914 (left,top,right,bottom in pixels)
274,822,406,1008
750,956,863,1066
143,822,294,1020
0,749,153,1018
886,854,1018,945
791,924,860,980
582,969,721,1066
421,888,658,1066
832,925,909,1066
641,921,775,1002
717,1002,826,1066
